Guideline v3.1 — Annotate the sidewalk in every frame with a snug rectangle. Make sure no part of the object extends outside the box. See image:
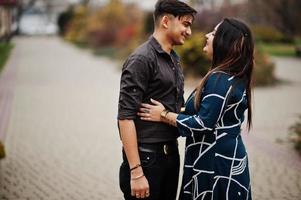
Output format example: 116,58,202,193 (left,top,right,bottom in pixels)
0,37,300,199
0,36,123,199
